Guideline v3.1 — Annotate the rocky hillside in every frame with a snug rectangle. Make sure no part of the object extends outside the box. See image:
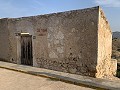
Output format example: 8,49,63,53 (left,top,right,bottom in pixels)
112,32,120,62
112,32,120,77
113,32,120,39
112,32,120,59
112,38,120,62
